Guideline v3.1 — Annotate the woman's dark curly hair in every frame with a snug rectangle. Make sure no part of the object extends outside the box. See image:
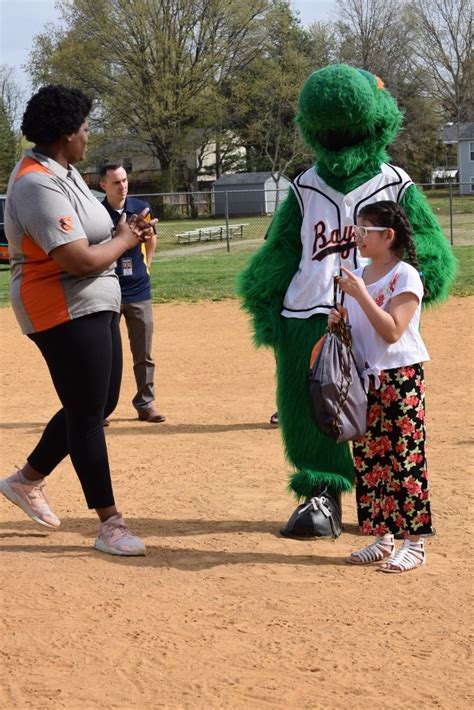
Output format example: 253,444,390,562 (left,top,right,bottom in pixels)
21,84,92,144
357,200,429,296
